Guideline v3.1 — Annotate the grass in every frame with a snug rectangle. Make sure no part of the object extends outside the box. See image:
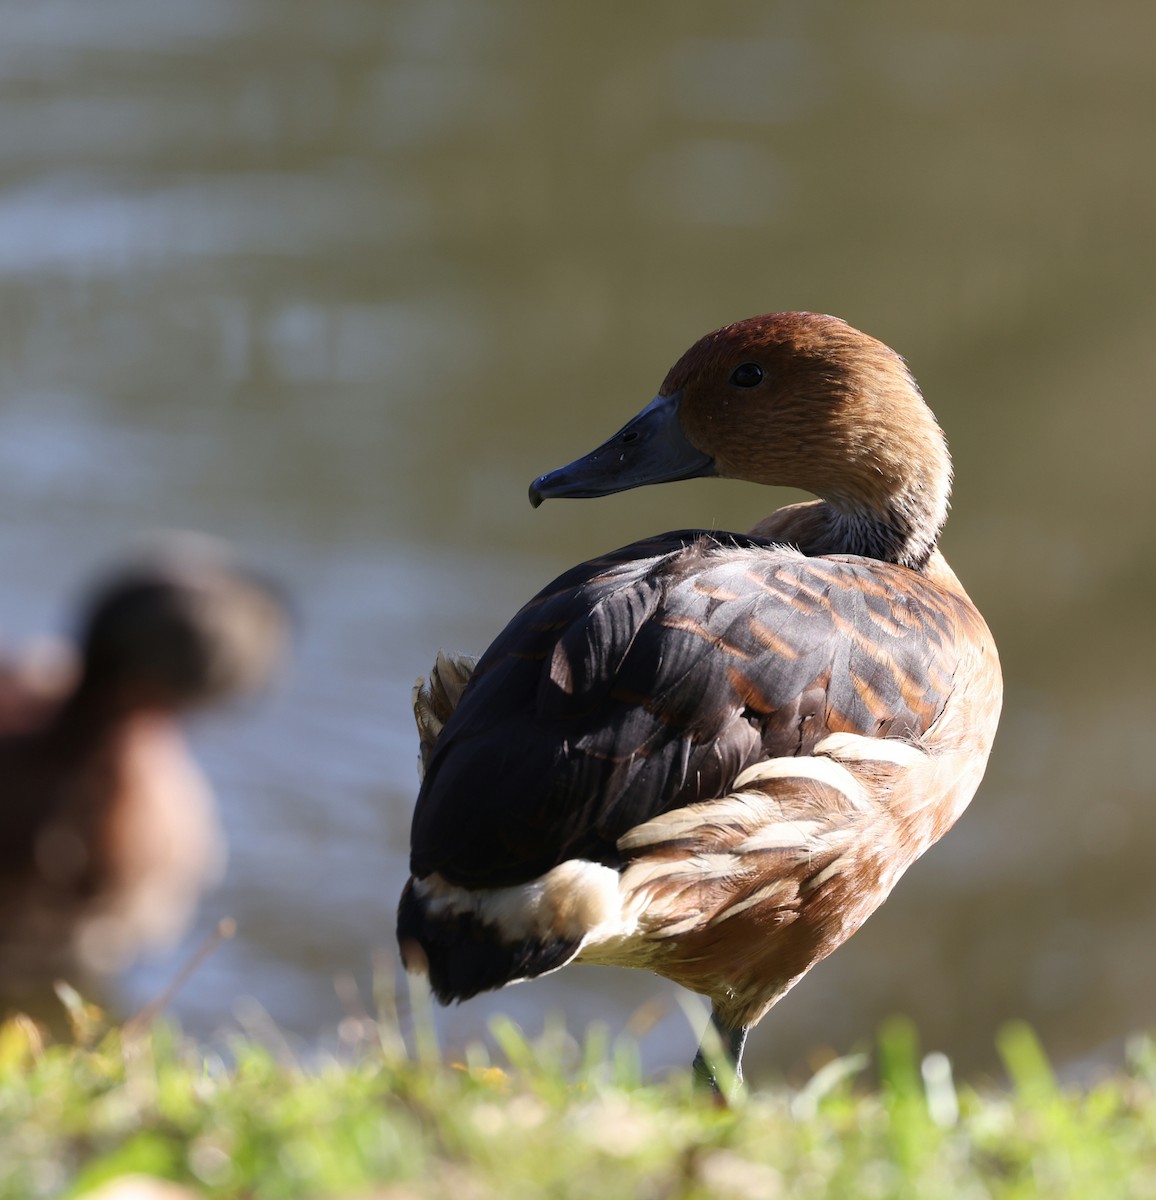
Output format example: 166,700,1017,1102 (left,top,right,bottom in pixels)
2,981,1155,1200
